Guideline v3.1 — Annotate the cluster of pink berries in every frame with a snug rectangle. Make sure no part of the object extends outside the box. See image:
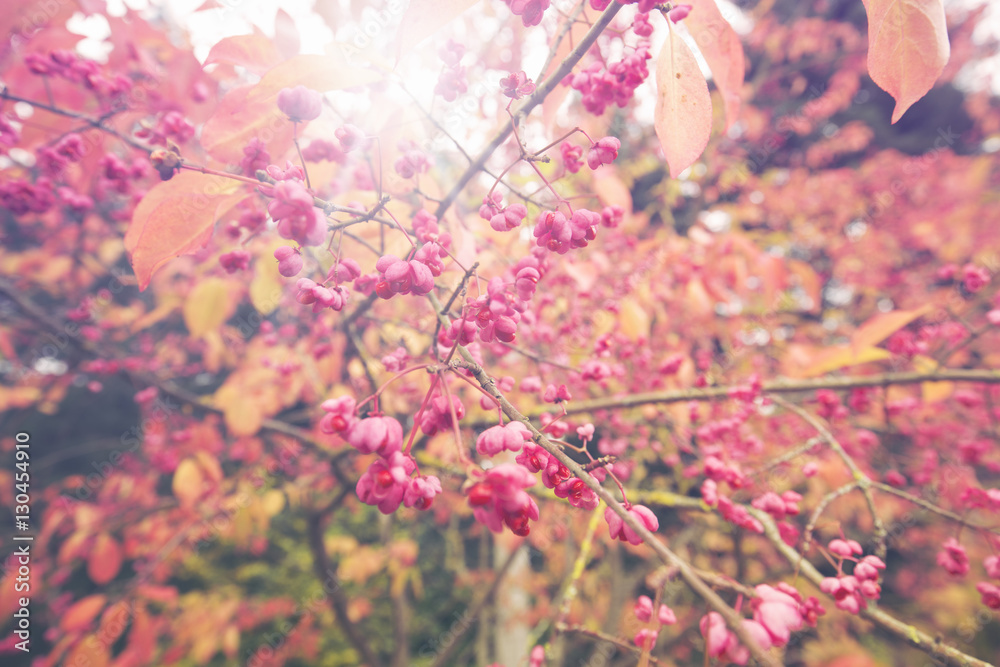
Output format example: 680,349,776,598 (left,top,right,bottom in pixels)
479,192,528,232
701,583,822,665
466,463,540,536
563,40,652,116
502,0,550,27
25,49,132,100
561,136,621,173
632,595,677,649
394,140,432,179
500,71,536,100
435,40,468,101
978,555,1000,609
819,538,886,614
320,398,442,513
260,164,327,247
